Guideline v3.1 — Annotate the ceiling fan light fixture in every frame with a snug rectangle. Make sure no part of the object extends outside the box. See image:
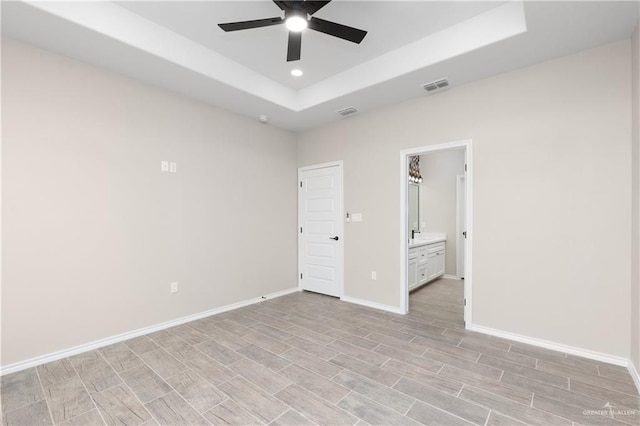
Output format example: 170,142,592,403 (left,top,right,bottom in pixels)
285,14,307,32
291,69,303,77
